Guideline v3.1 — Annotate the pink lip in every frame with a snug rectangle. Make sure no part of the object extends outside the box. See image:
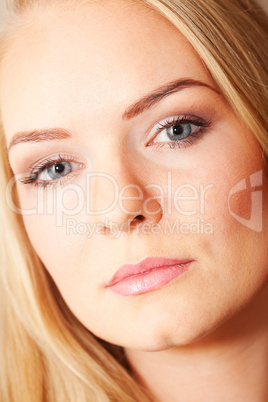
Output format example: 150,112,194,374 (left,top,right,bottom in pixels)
105,257,194,296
